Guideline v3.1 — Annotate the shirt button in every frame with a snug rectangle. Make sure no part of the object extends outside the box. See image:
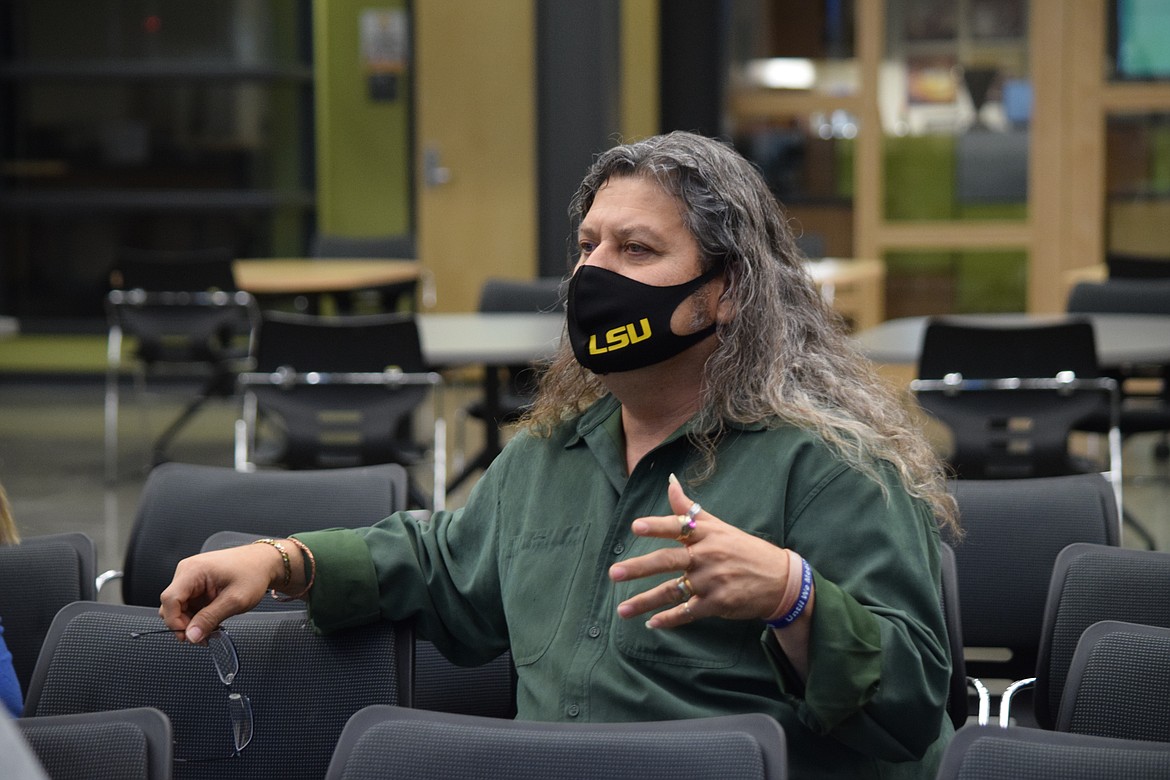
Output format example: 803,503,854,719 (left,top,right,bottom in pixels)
587,625,601,638
567,704,580,717
612,543,625,555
